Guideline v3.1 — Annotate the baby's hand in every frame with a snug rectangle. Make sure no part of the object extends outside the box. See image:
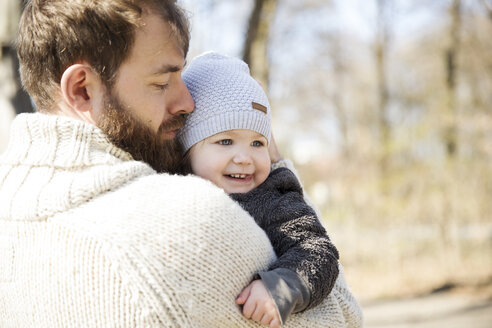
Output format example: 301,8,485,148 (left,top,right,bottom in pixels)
236,279,281,328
